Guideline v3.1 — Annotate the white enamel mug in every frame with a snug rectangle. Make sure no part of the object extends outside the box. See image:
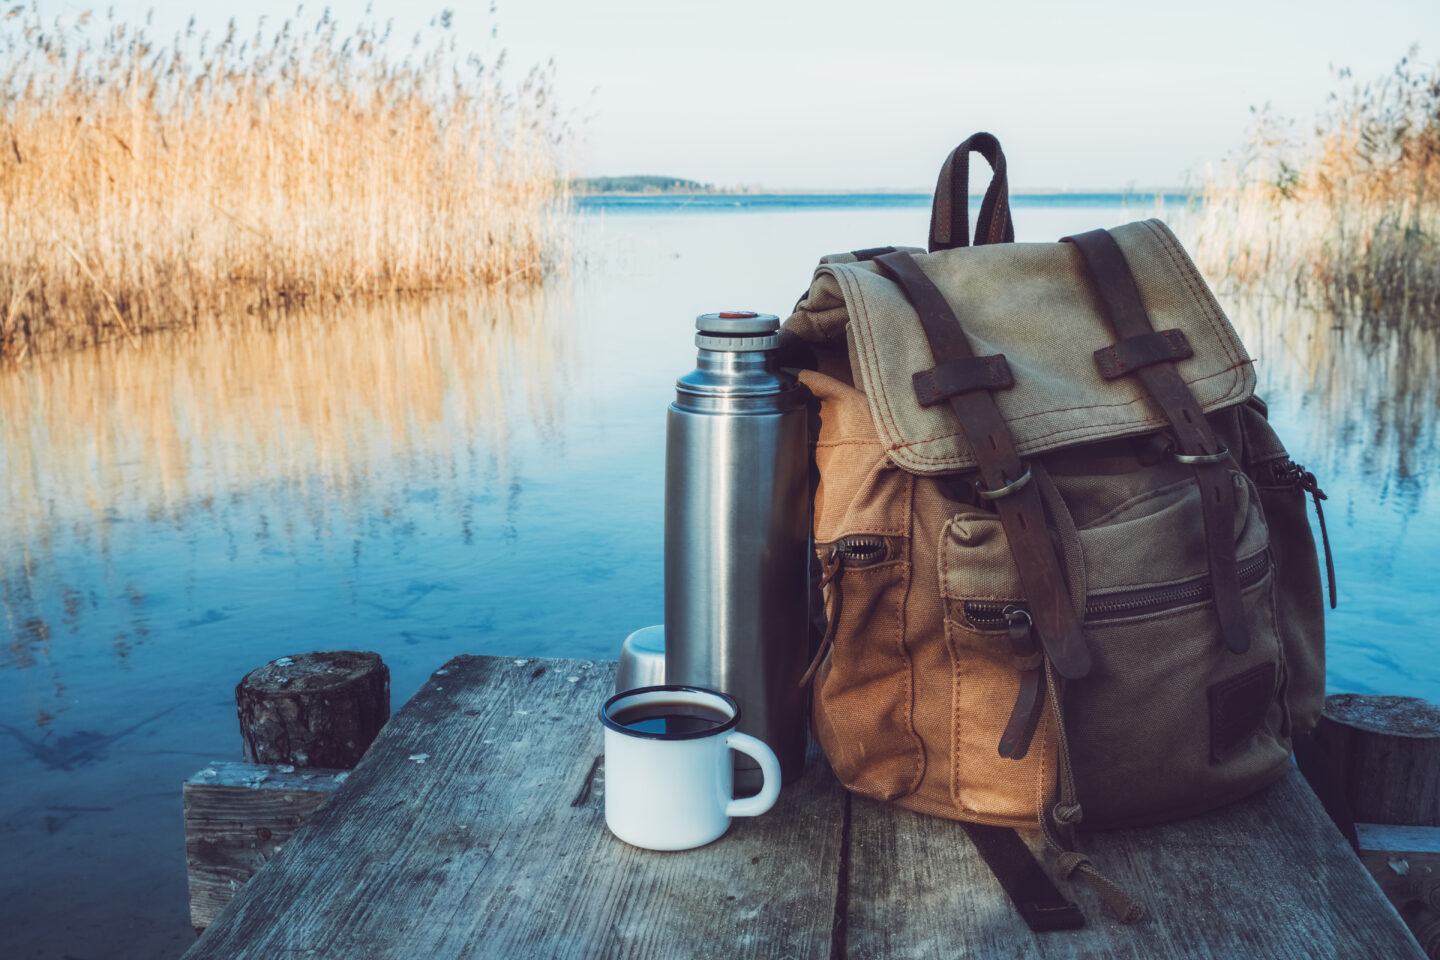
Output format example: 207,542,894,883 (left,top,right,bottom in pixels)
599,685,782,851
